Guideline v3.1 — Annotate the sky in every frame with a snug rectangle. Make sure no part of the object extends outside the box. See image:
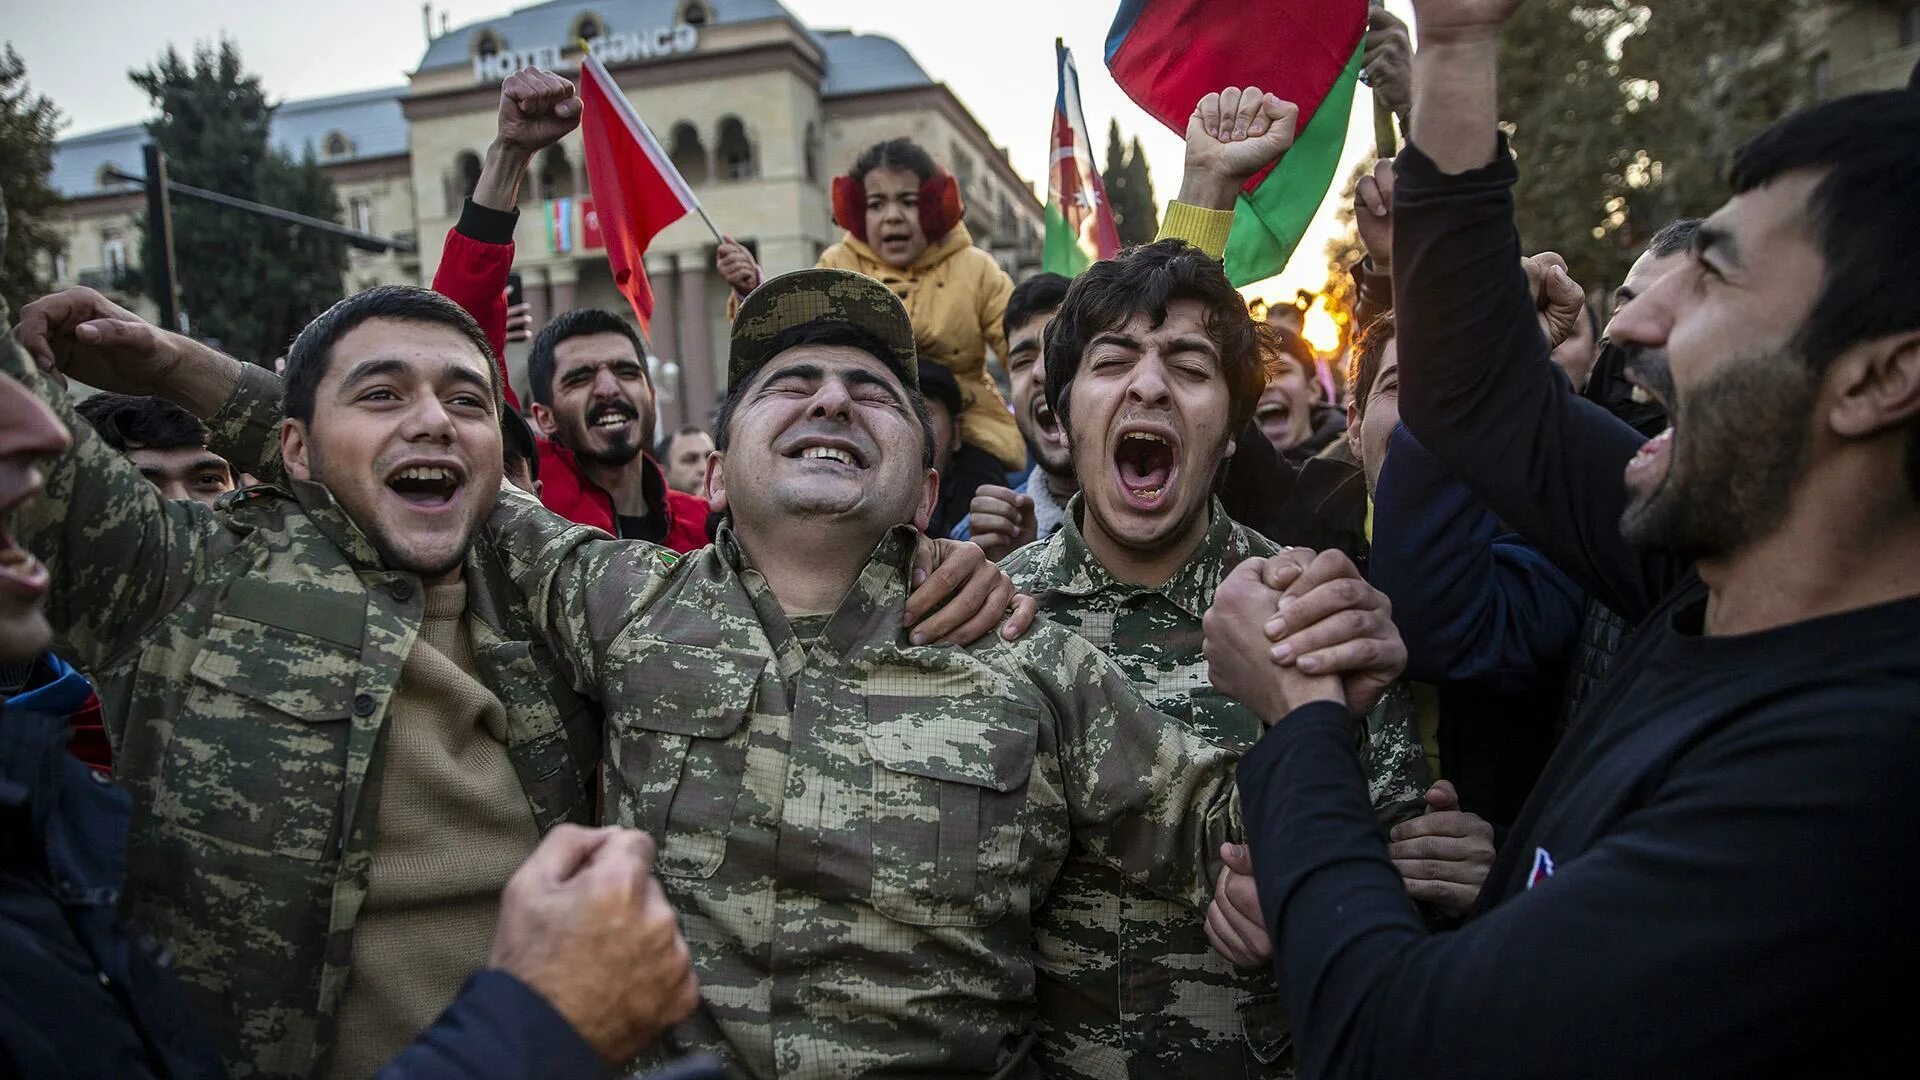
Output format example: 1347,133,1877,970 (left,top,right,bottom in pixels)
5,0,1409,302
